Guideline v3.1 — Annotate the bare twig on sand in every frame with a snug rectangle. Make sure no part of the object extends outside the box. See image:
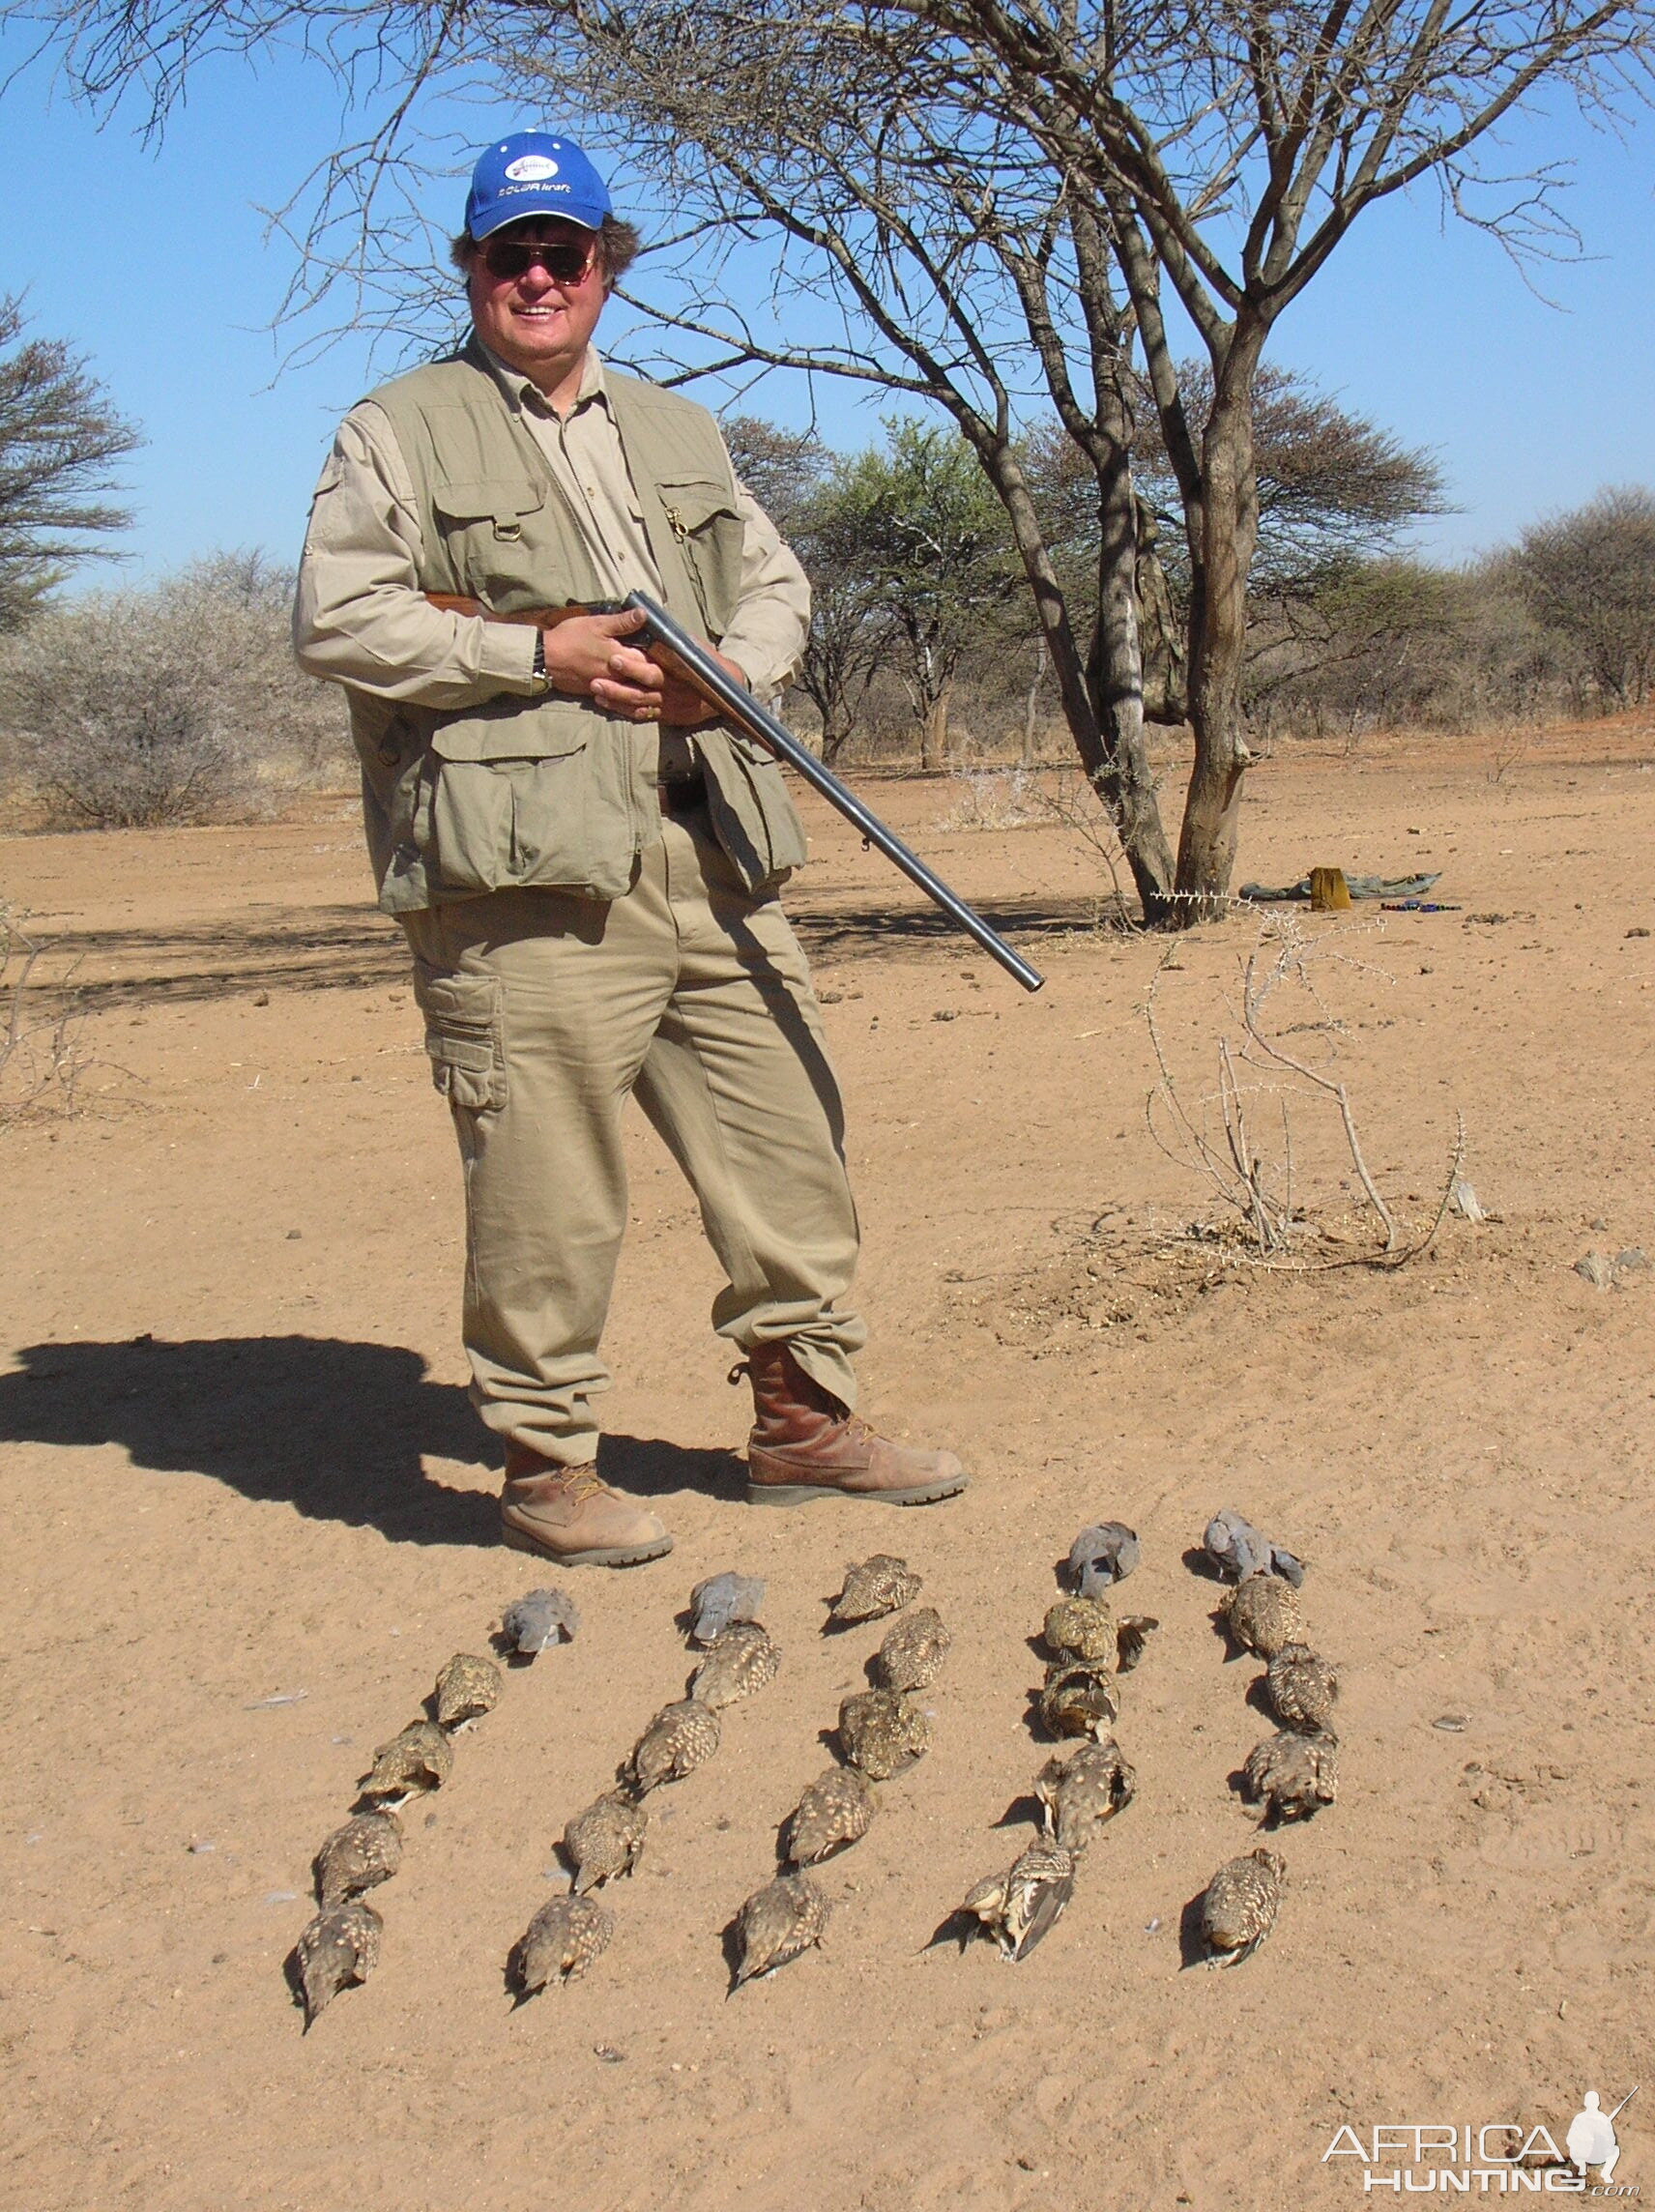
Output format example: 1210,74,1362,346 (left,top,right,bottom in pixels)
1144,912,1465,1271
0,902,97,1123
